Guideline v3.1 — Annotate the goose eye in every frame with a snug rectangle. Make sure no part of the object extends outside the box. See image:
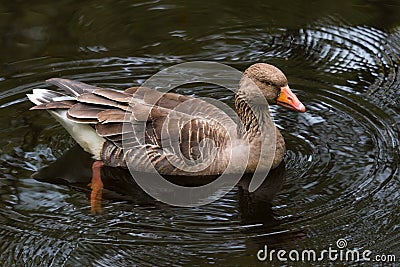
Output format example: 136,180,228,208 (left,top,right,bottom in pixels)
263,81,273,86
